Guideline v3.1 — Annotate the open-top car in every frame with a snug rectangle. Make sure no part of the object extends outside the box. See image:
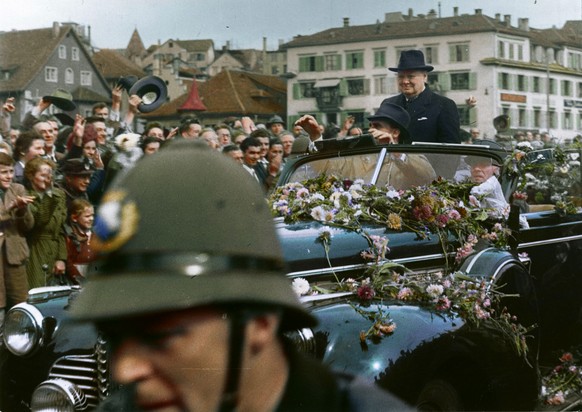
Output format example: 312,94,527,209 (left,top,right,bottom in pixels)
273,137,582,409
1,137,581,411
